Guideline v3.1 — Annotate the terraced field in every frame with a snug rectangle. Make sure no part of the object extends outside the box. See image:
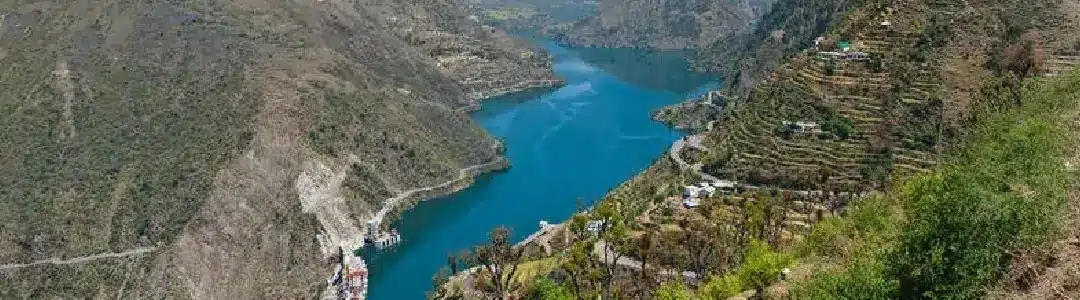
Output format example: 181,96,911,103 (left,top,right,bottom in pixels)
704,3,957,192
